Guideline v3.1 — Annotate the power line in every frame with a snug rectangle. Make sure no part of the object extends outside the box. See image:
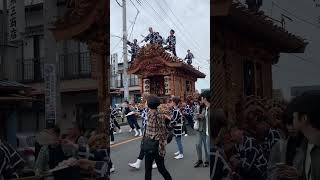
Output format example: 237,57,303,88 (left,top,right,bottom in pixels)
130,0,209,67
135,0,169,34
128,9,140,40
115,0,122,7
139,0,191,50
129,0,139,11
111,34,123,39
289,54,318,64
111,18,135,53
153,0,199,52
161,0,202,50
139,0,201,61
161,0,208,59
272,1,320,29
